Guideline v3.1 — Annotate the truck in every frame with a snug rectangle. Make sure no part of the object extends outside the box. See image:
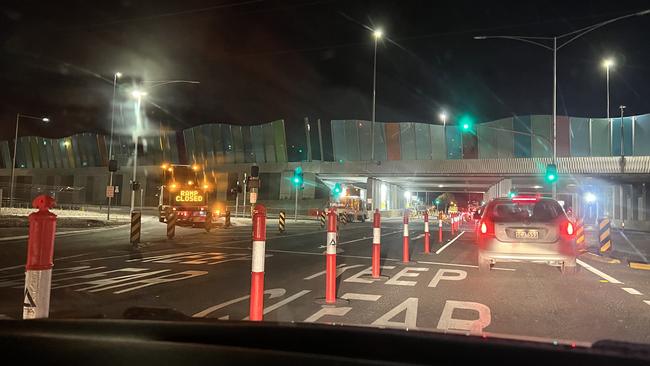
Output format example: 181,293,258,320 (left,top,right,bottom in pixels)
333,186,369,223
158,164,224,229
